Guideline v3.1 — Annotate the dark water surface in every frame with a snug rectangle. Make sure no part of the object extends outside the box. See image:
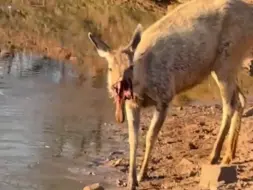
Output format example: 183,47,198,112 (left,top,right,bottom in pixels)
0,53,126,190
